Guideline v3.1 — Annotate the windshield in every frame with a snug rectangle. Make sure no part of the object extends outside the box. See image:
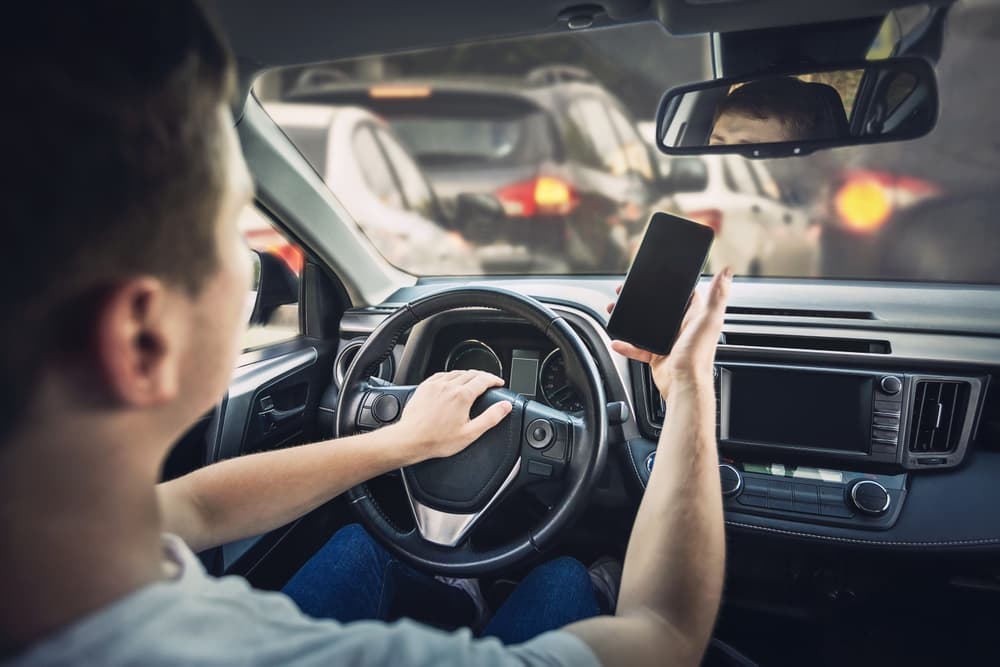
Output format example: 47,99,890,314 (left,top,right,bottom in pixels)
256,3,1000,283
